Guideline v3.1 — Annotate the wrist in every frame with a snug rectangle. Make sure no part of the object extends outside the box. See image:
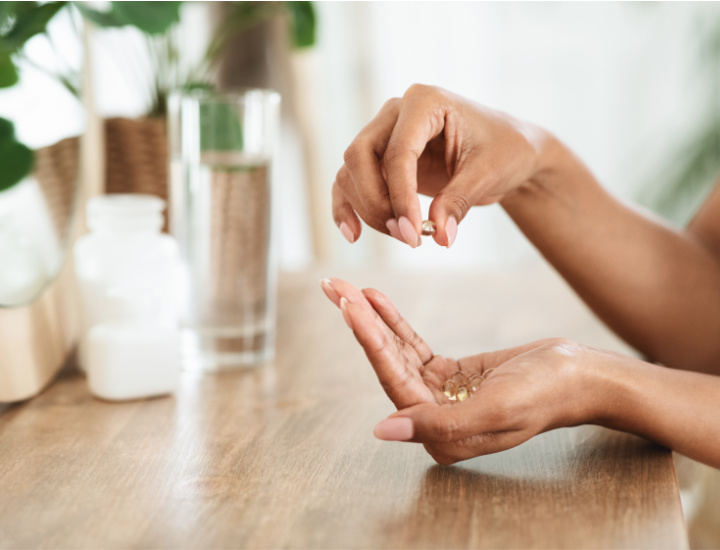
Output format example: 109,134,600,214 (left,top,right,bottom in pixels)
500,131,583,211
580,349,645,430
542,342,627,430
